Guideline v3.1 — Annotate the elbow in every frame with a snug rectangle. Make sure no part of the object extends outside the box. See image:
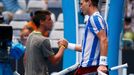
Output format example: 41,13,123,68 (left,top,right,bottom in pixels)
50,59,59,65
51,60,59,65
101,37,108,44
49,56,61,65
